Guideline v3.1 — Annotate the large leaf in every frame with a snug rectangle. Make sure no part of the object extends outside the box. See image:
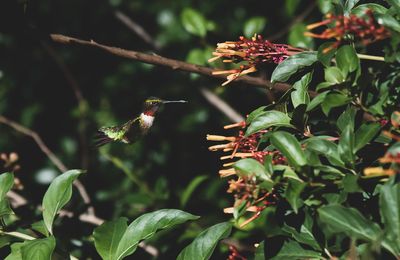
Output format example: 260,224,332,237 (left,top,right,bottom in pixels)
114,209,199,260
181,8,207,37
321,93,351,116
318,205,382,241
0,172,14,199
336,45,359,77
5,242,23,260
305,138,344,167
42,169,84,235
246,111,293,136
177,222,232,260
324,67,344,84
375,13,400,33
306,91,329,112
271,240,322,260
270,131,307,168
354,123,380,152
271,52,318,83
243,17,266,38
338,124,355,166
380,183,400,256
21,237,56,260
93,217,128,260
234,158,271,182
291,72,312,108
